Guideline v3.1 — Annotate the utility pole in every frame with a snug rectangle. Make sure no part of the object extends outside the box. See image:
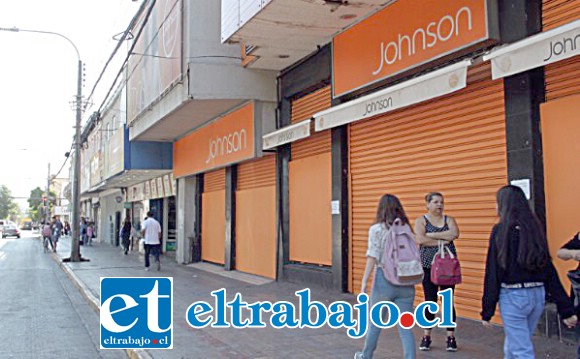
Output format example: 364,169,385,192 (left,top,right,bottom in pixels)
0,26,83,261
71,59,82,262
46,163,51,223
